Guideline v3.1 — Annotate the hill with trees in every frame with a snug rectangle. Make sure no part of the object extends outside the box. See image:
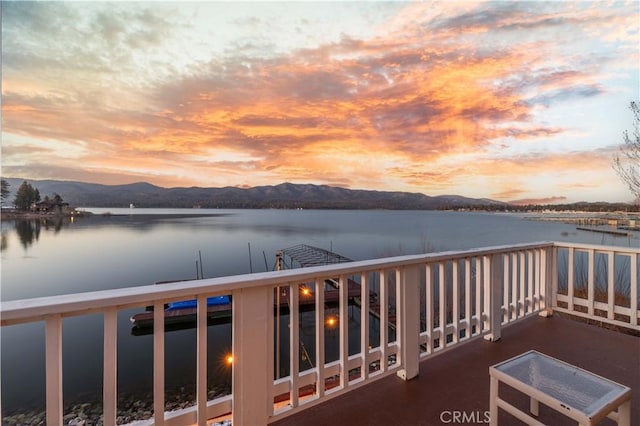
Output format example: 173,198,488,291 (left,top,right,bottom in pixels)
3,178,635,212
1,178,506,210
